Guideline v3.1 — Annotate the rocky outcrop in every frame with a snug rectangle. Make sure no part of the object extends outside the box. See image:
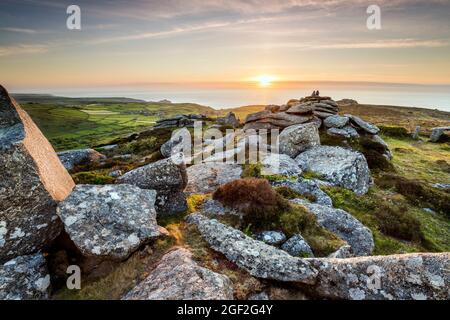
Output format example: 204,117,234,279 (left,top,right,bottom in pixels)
154,114,205,129
281,234,314,257
187,214,318,283
0,253,51,300
116,155,188,215
430,126,450,143
278,123,321,158
310,253,449,300
0,85,75,262
57,148,105,171
57,184,161,260
243,95,339,131
185,163,243,194
296,146,371,195
272,178,333,207
217,112,240,128
303,203,374,256
123,248,233,300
